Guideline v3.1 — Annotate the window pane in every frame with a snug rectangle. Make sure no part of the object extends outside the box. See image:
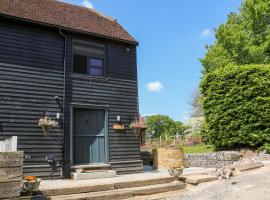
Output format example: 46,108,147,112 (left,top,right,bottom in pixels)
73,54,87,73
73,41,105,58
88,67,103,76
90,58,103,67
